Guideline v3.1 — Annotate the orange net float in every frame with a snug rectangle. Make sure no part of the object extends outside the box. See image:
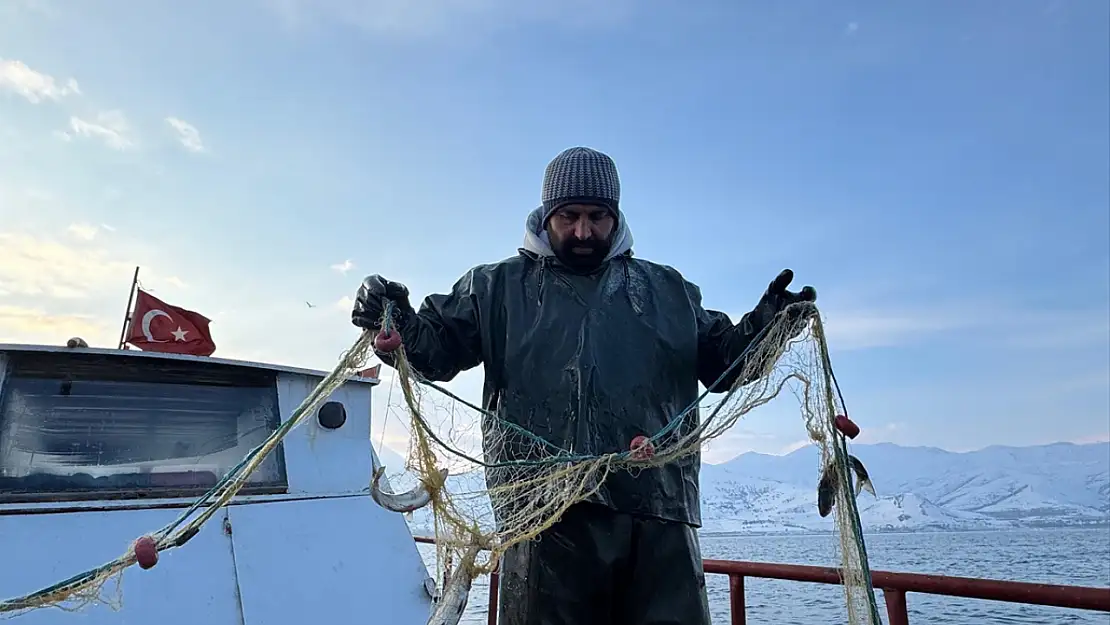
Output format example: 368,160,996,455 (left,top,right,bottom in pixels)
132,536,158,570
834,415,860,439
630,435,655,461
